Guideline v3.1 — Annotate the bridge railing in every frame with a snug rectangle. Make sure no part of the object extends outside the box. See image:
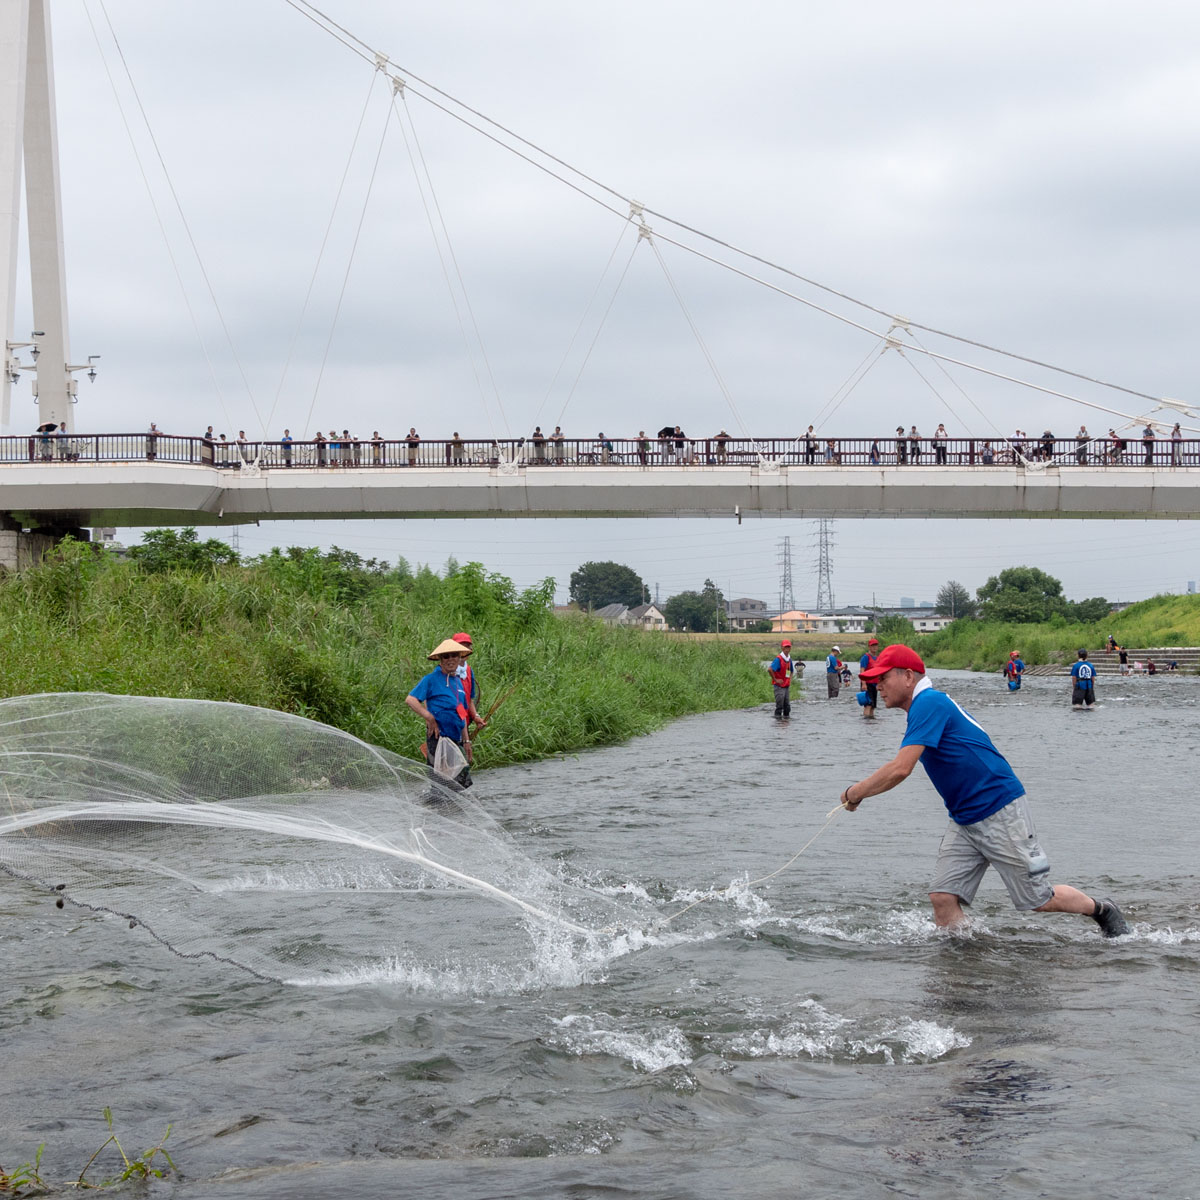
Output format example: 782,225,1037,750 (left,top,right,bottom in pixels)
2,433,1194,468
